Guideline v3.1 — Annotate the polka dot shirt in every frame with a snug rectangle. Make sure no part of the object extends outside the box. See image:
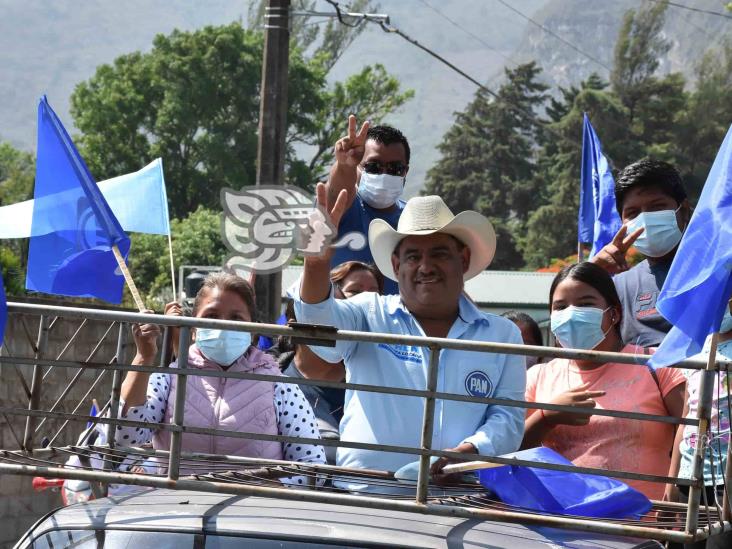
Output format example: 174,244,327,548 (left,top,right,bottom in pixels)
116,371,326,485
